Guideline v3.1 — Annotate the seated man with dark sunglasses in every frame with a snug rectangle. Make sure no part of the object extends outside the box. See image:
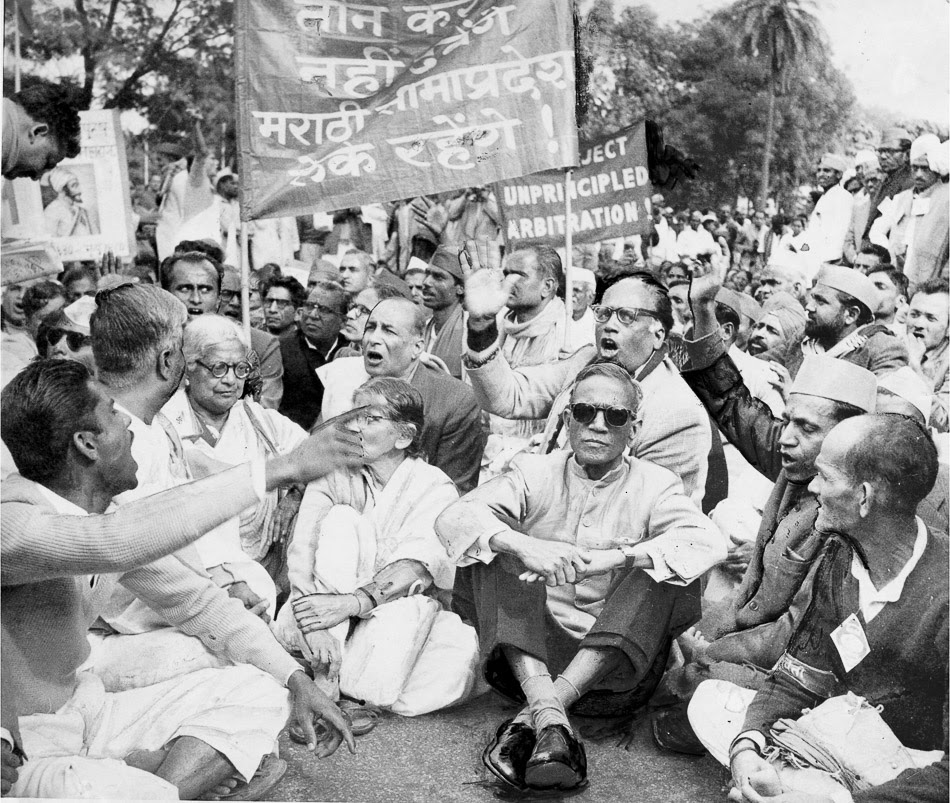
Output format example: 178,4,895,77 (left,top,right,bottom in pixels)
436,363,726,793
459,243,711,507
